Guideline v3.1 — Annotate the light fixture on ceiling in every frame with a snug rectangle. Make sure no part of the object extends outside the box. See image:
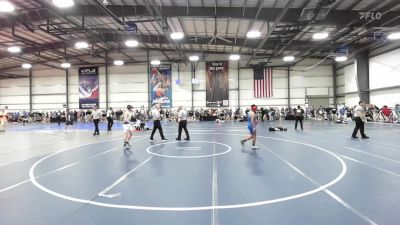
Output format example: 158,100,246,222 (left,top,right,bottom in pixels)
246,30,261,38
125,40,139,47
0,1,15,13
189,55,199,61
229,54,240,60
151,60,161,65
114,60,124,66
335,56,348,62
170,32,184,40
52,0,74,8
75,41,89,49
387,32,400,40
61,62,71,68
283,56,295,62
22,63,32,69
7,46,21,53
312,32,329,40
